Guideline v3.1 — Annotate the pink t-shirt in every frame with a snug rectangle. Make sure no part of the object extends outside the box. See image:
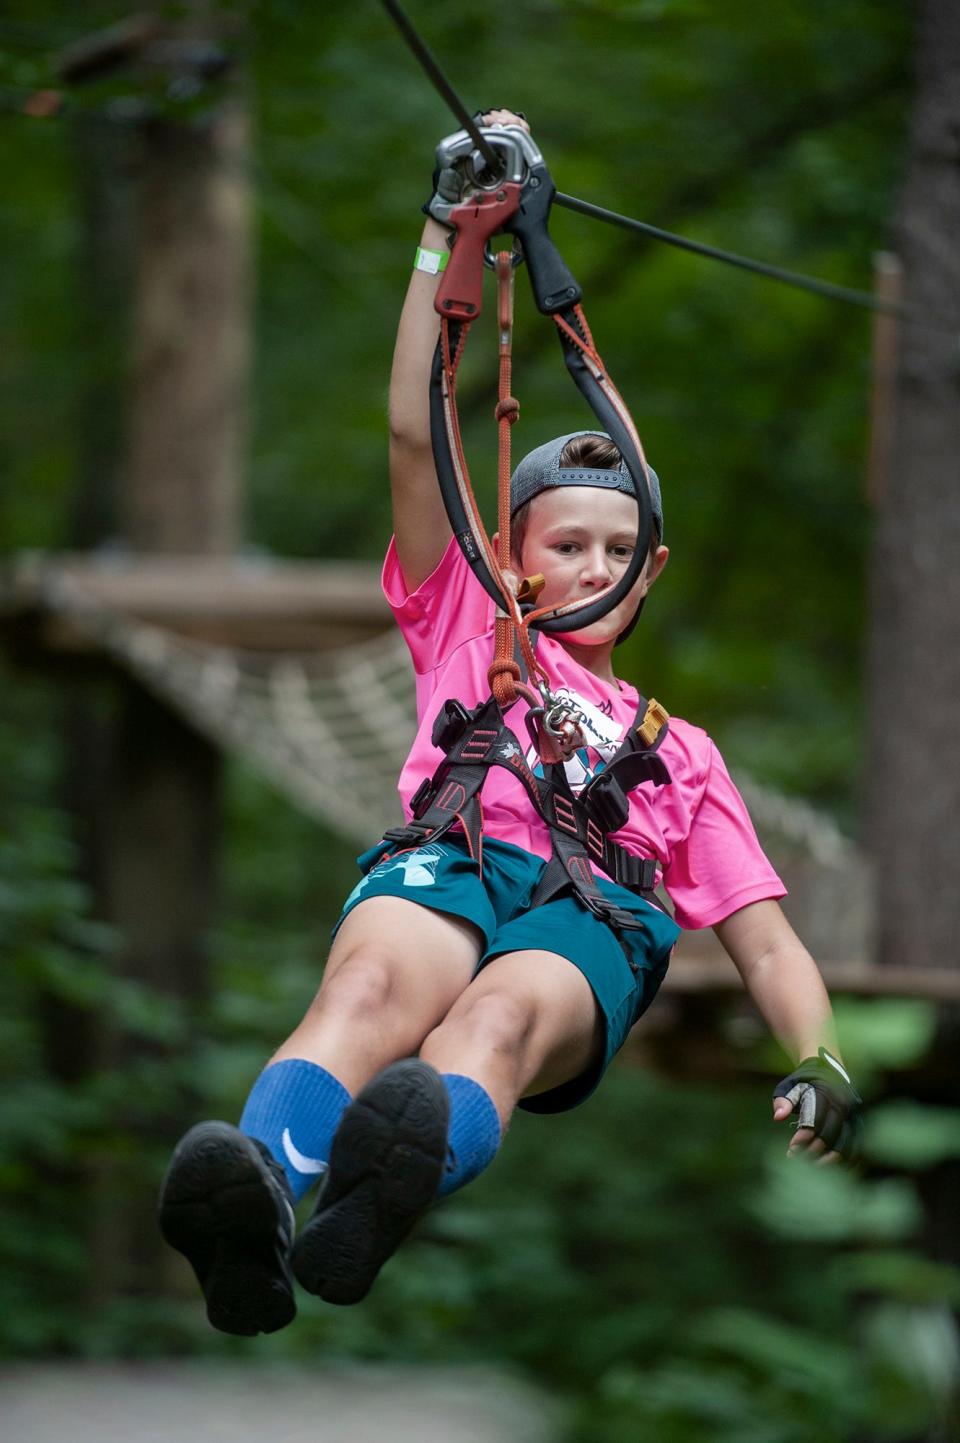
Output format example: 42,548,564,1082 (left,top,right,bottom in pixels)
383,537,785,931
